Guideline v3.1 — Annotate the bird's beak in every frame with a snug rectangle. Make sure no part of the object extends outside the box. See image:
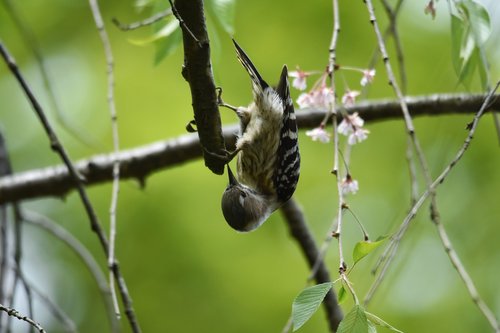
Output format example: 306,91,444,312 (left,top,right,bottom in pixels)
227,165,238,186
